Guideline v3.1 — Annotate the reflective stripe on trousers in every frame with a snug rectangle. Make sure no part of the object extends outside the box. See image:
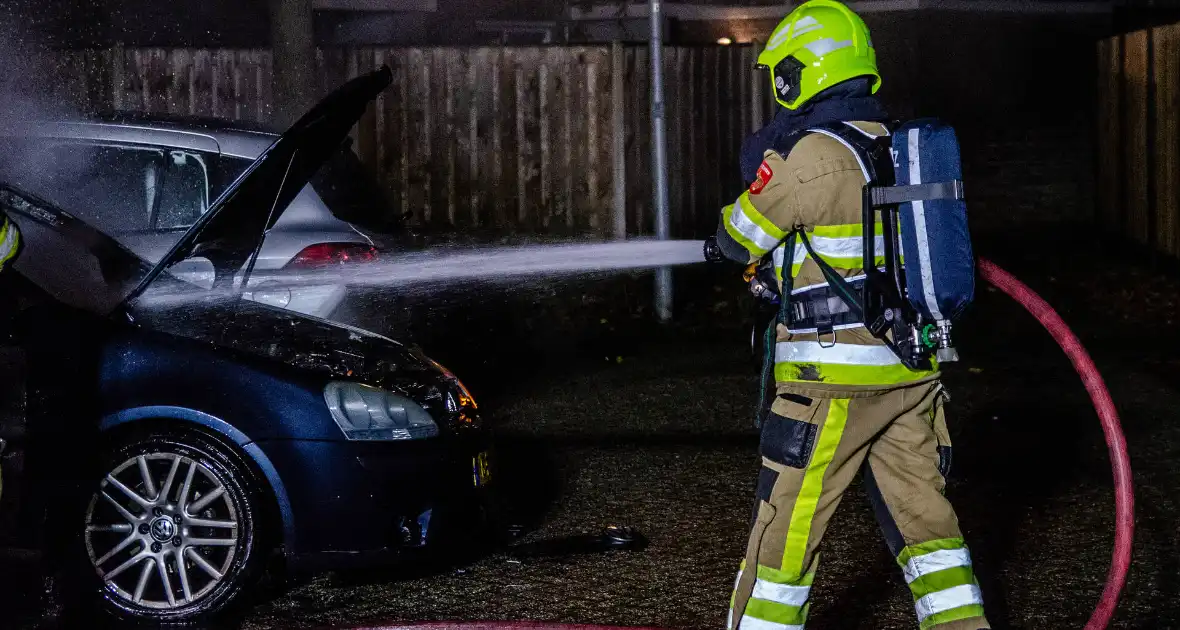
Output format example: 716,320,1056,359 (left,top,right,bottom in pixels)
898,539,986,629
774,341,937,386
733,564,818,630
